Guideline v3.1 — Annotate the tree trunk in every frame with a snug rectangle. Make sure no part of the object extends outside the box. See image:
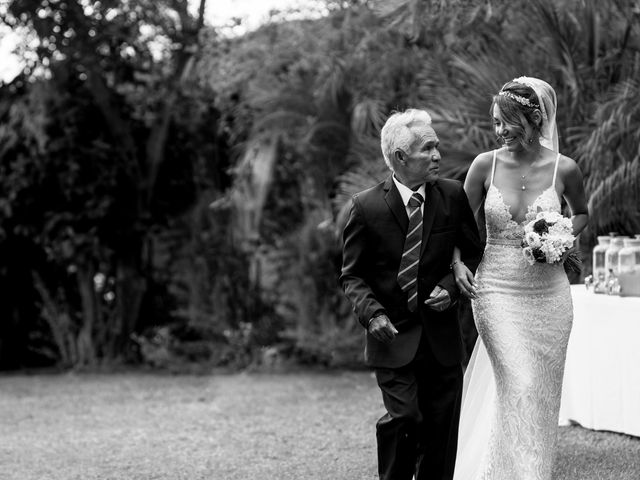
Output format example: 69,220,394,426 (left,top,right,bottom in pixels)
114,255,148,360
76,265,97,366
